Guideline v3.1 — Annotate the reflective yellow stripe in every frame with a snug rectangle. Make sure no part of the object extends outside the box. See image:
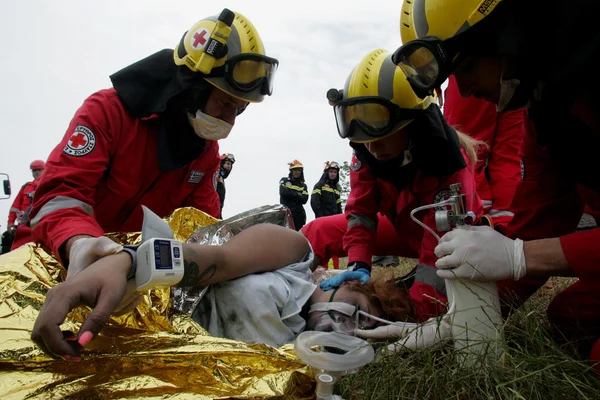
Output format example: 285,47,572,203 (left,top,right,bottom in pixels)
284,182,305,192
336,198,343,203
321,187,341,195
312,189,321,195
